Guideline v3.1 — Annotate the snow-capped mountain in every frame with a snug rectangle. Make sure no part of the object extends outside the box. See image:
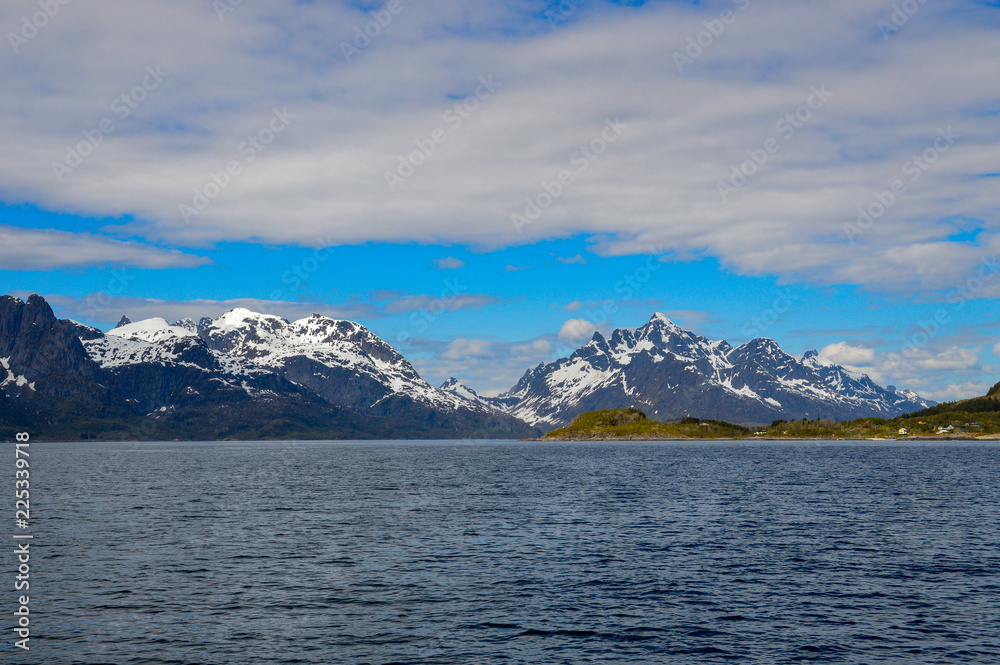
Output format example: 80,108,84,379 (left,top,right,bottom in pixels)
193,308,500,414
0,295,938,439
493,313,934,427
0,295,537,440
